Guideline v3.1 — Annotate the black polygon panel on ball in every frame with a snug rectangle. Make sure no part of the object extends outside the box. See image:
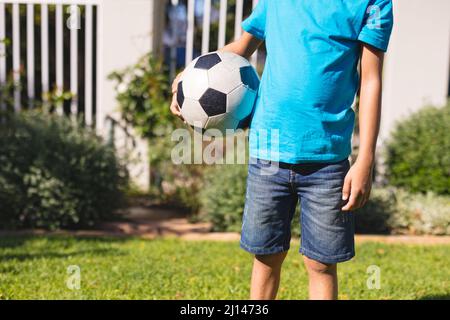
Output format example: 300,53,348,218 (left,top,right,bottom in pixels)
240,66,260,91
194,53,222,70
177,81,185,108
199,88,227,116
237,114,253,130
190,125,206,135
